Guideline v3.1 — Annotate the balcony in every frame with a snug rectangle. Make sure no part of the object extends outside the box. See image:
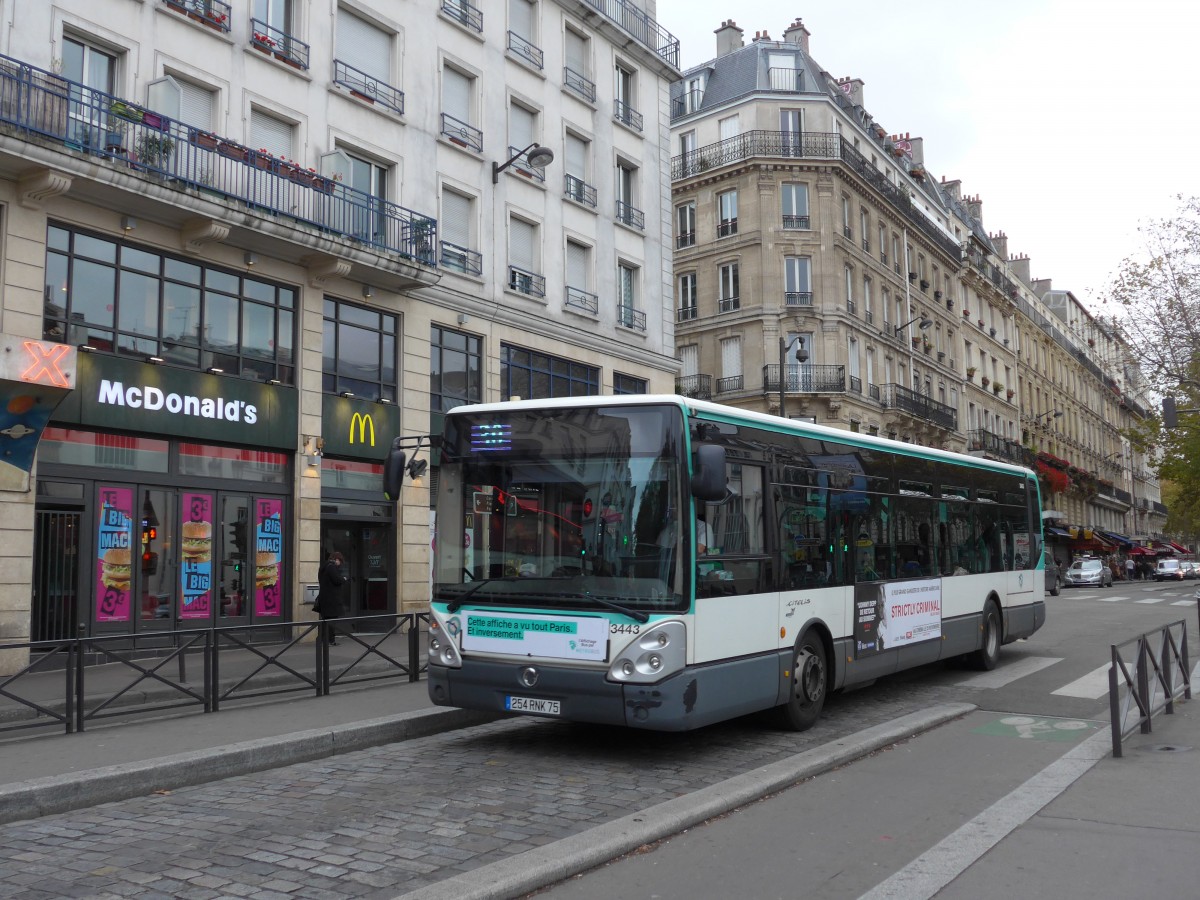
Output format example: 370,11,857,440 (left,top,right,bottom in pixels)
507,32,544,69
441,0,483,33
565,286,598,315
563,67,596,103
762,364,847,395
717,375,744,393
564,174,597,207
849,375,862,394
717,218,737,238
0,54,437,268
333,60,404,116
616,200,644,230
507,265,546,298
440,113,482,153
880,384,957,431
676,374,712,400
670,89,703,118
581,0,680,68
162,0,231,32
784,291,813,307
677,306,698,322
618,306,647,331
718,296,740,313
250,19,309,70
782,214,809,230
676,230,696,249
767,67,803,92
614,99,643,132
967,429,1023,463
440,241,482,276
